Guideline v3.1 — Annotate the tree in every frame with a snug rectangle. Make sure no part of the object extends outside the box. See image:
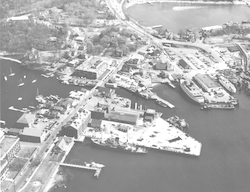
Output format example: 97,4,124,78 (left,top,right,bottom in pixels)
110,37,118,48
119,44,130,56
127,43,137,52
92,44,104,55
91,35,100,45
86,41,94,54
9,160,24,171
100,35,111,48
